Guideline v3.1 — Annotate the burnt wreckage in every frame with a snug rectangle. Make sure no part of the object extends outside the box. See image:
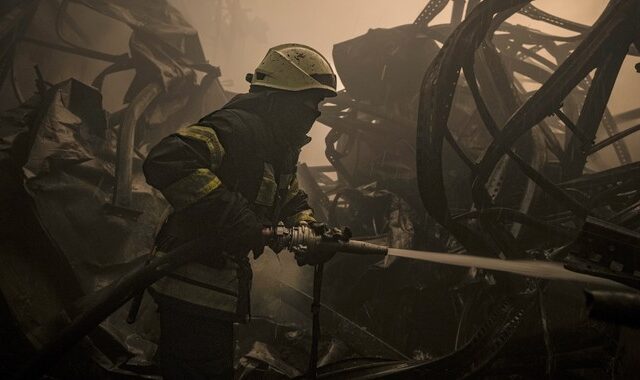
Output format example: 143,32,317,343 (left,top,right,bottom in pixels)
1,0,640,379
